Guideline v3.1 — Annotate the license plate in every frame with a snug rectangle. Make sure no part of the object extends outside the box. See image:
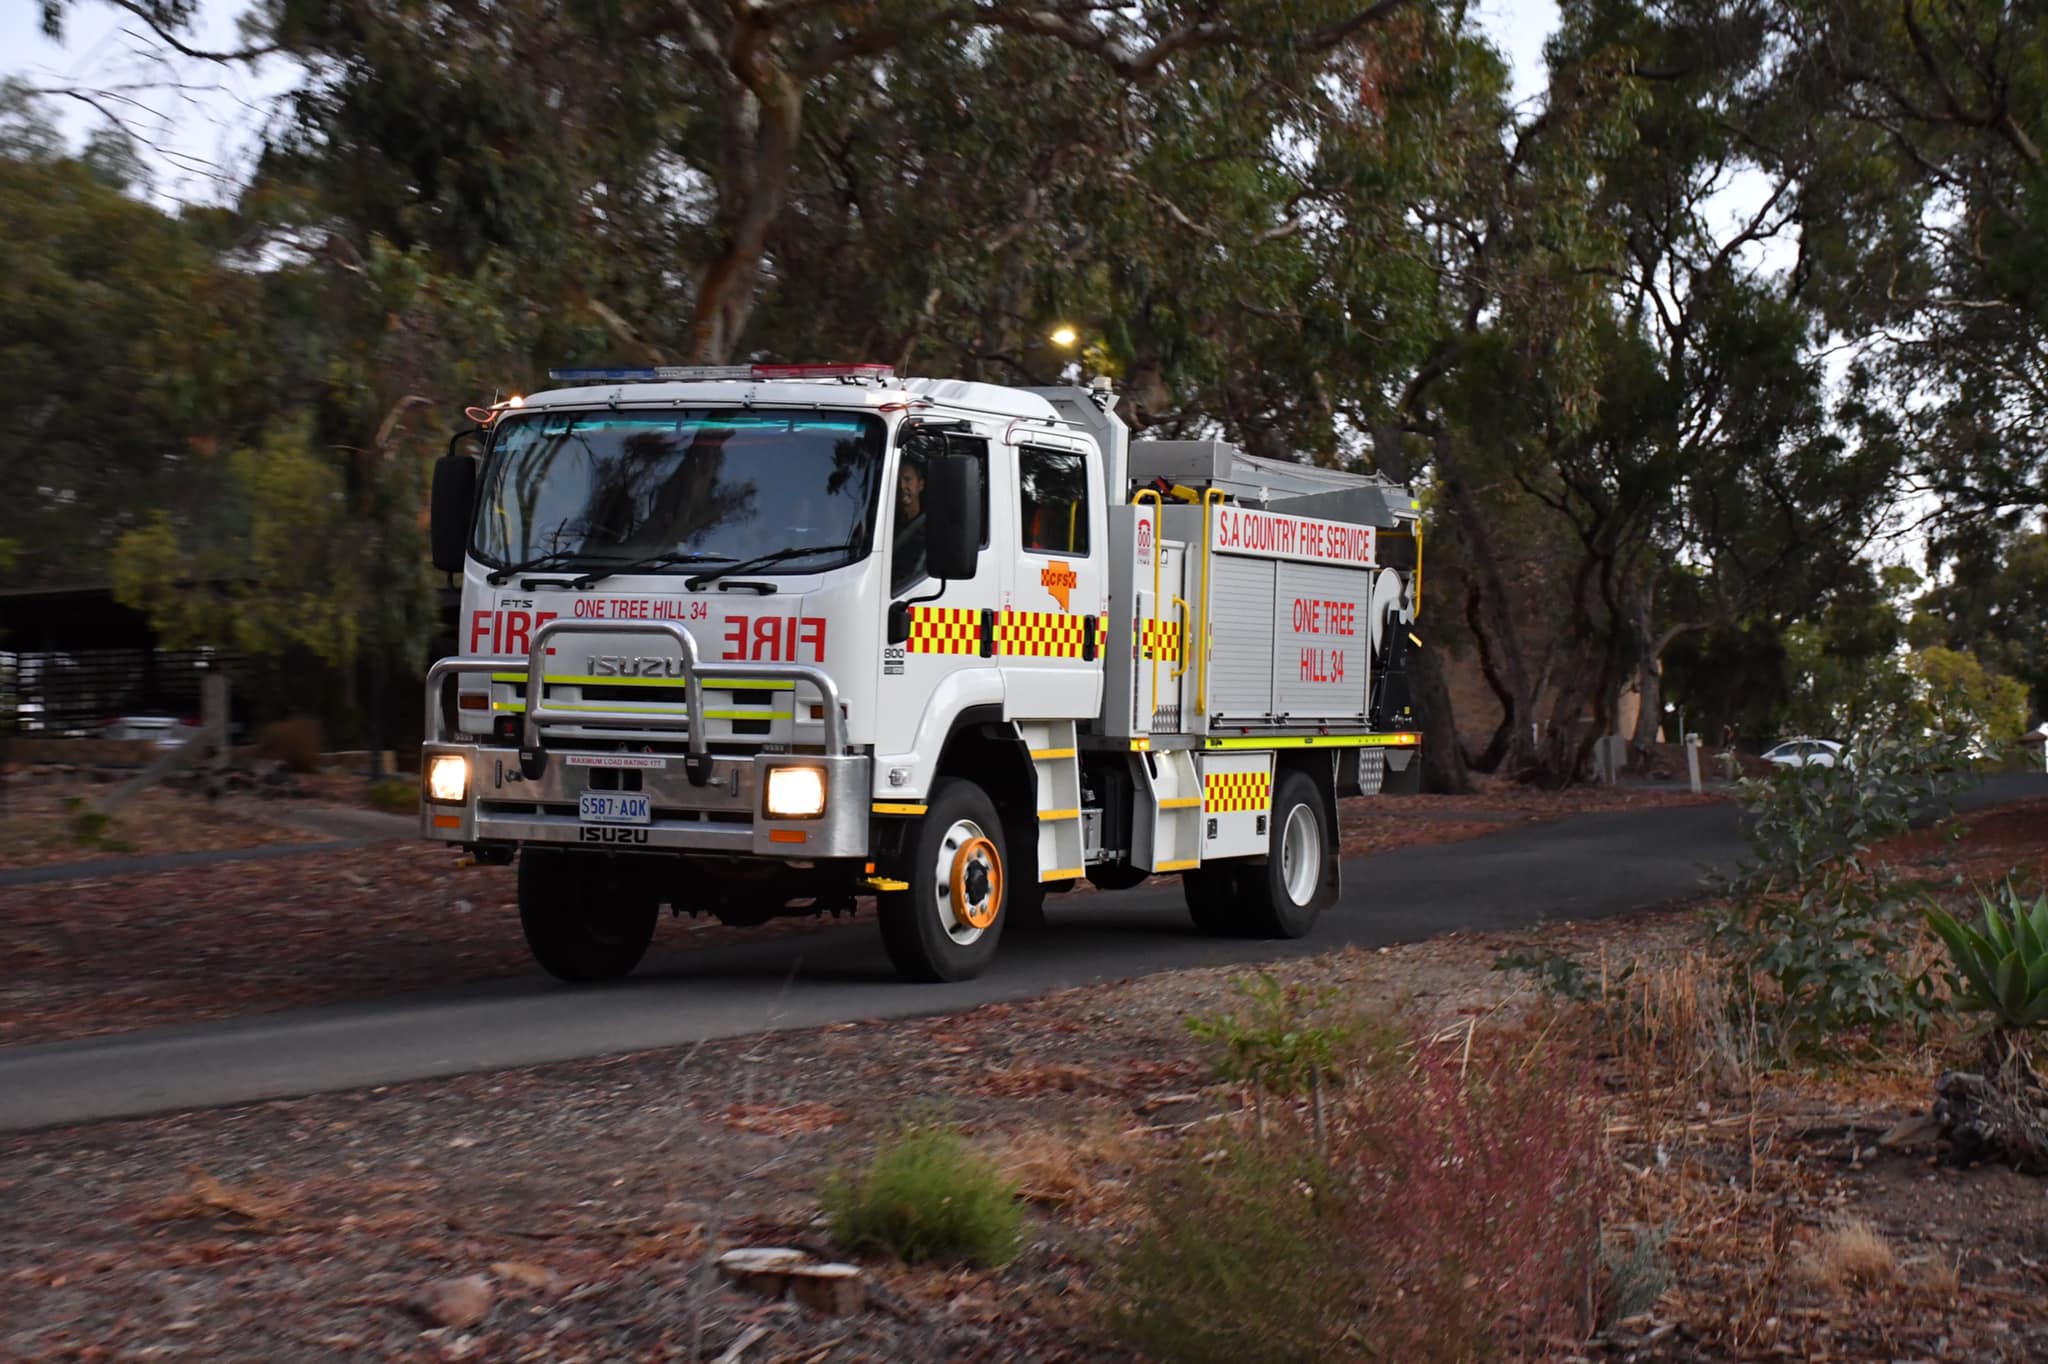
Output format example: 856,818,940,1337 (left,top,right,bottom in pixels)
579,792,651,825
